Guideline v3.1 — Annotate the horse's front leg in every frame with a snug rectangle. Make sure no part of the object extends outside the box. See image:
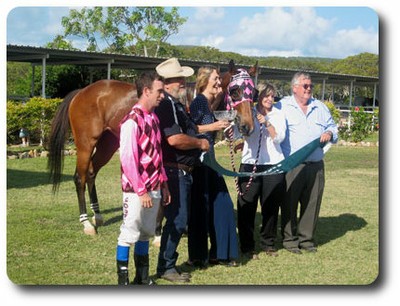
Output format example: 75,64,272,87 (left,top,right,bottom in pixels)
74,170,97,236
